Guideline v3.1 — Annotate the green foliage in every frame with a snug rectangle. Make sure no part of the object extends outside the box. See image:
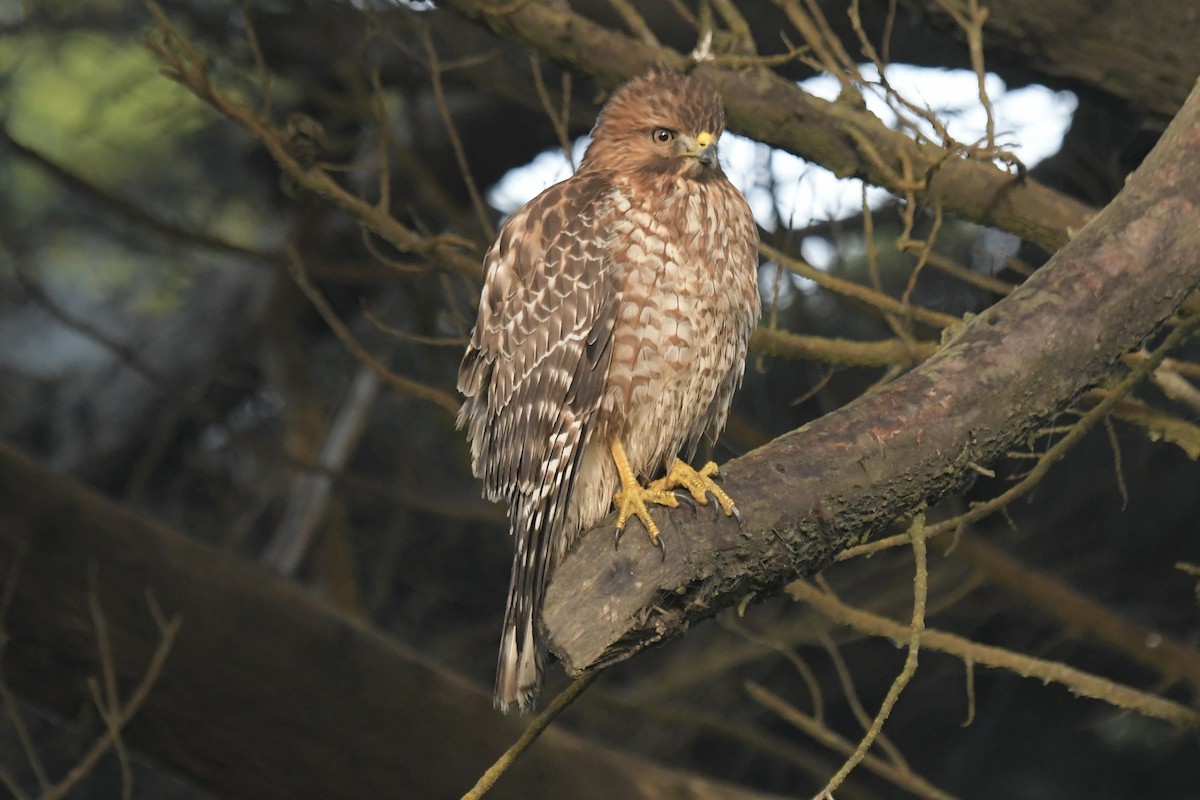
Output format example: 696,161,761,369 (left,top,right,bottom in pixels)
1,29,209,188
